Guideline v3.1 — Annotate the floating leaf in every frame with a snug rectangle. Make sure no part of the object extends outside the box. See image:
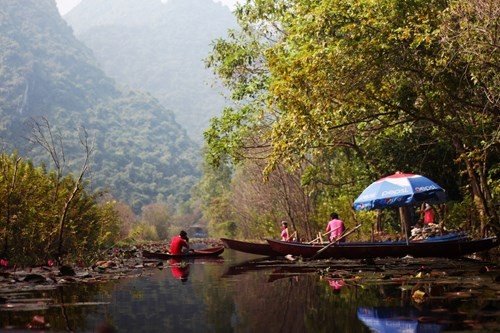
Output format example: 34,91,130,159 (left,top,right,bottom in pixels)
412,290,427,303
